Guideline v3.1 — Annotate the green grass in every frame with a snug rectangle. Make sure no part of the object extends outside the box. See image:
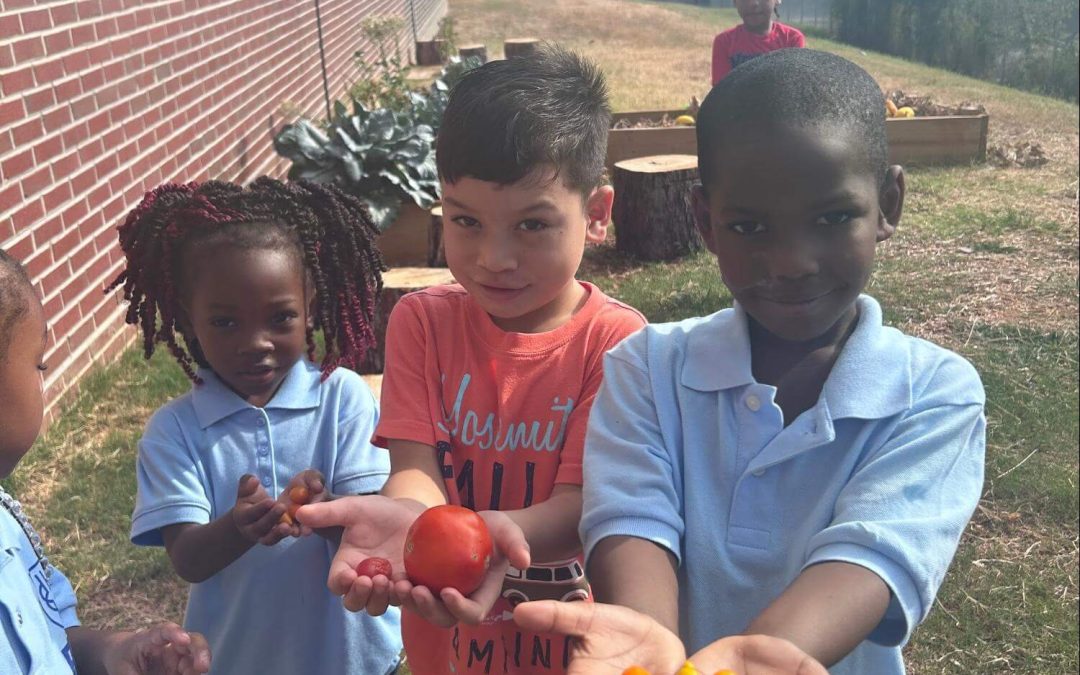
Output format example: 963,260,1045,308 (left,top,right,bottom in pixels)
5,0,1077,671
